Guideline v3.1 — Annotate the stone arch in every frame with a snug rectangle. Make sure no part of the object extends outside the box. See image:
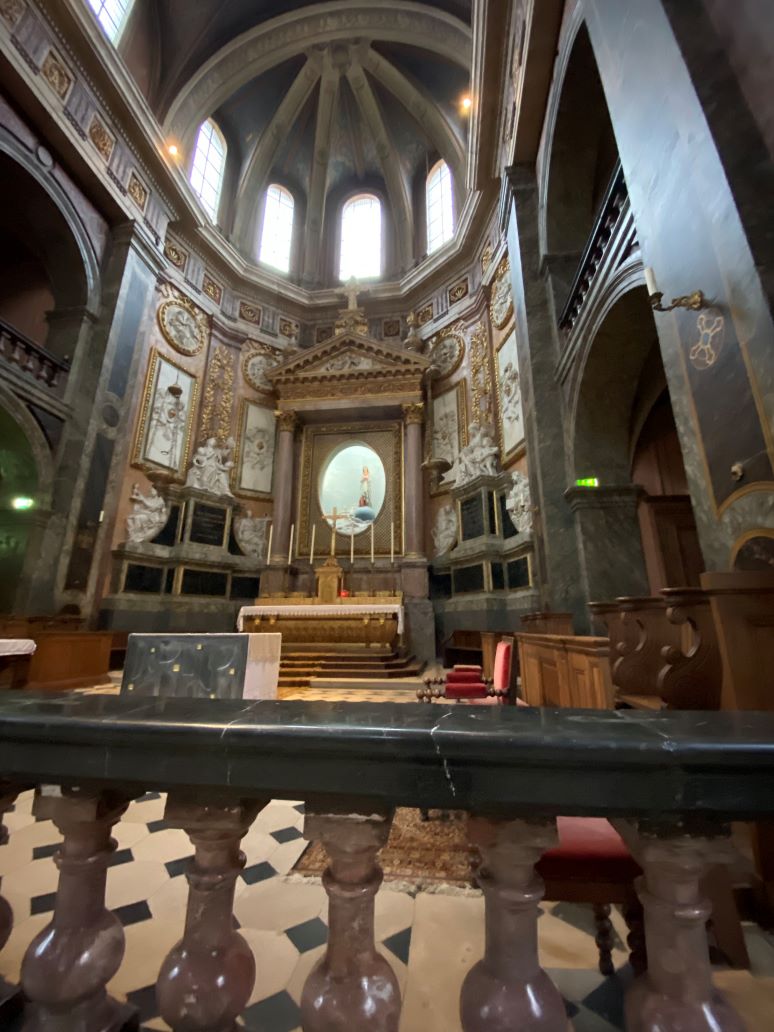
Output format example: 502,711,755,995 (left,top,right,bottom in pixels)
538,12,620,260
